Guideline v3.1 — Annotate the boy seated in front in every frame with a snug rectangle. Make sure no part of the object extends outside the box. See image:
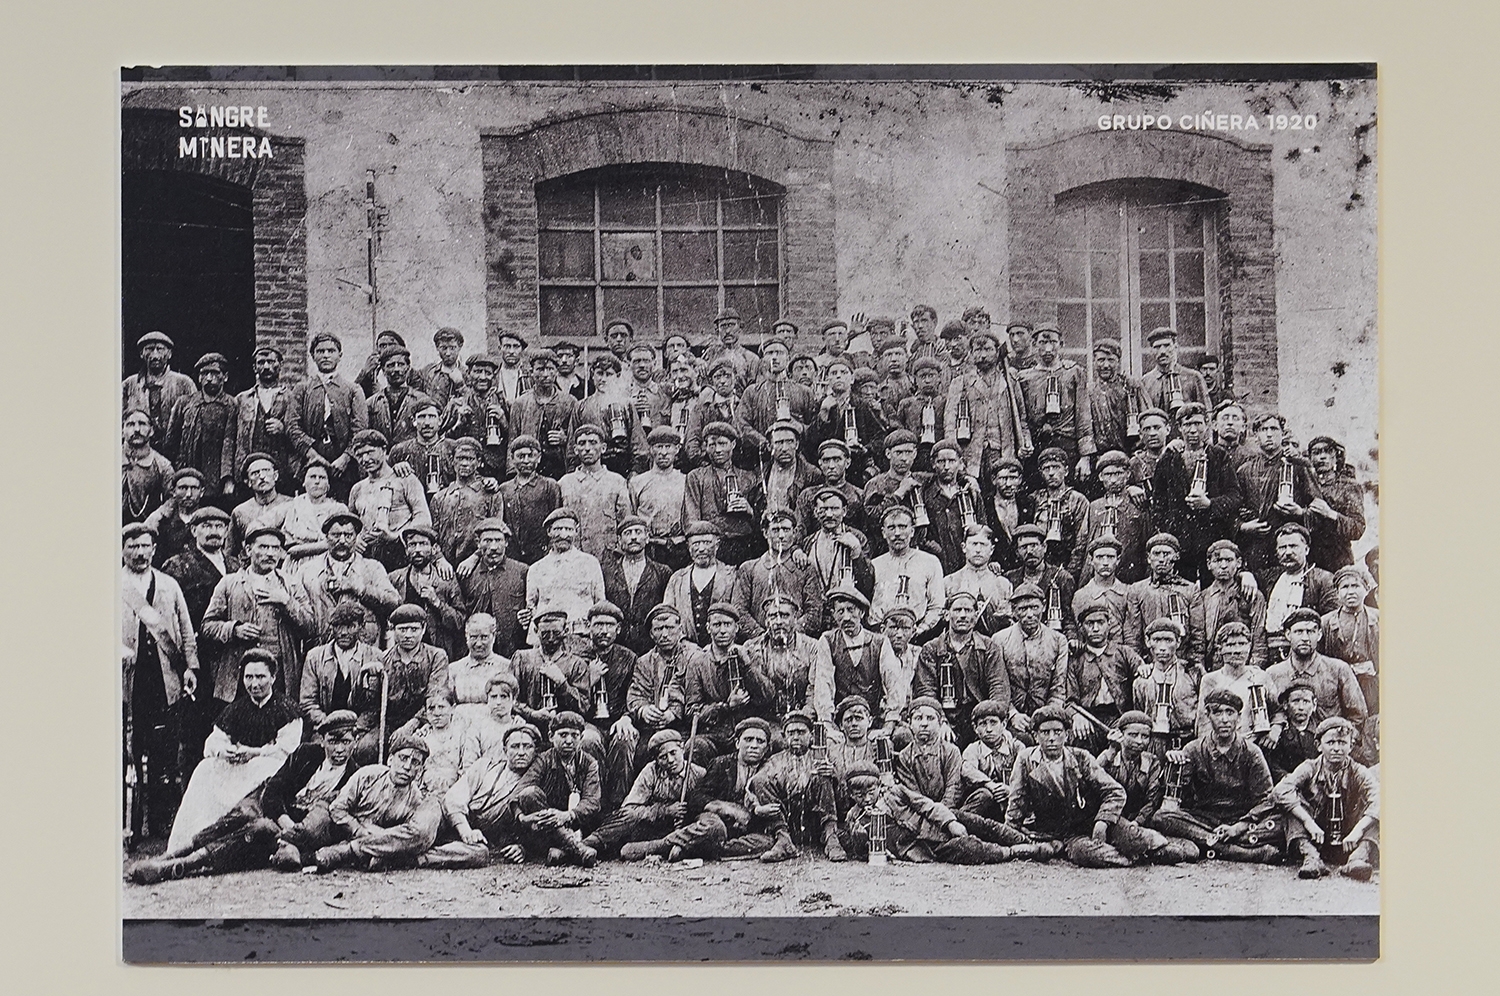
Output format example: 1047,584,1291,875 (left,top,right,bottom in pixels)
957,699,1023,821
459,673,523,770
1274,716,1378,881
